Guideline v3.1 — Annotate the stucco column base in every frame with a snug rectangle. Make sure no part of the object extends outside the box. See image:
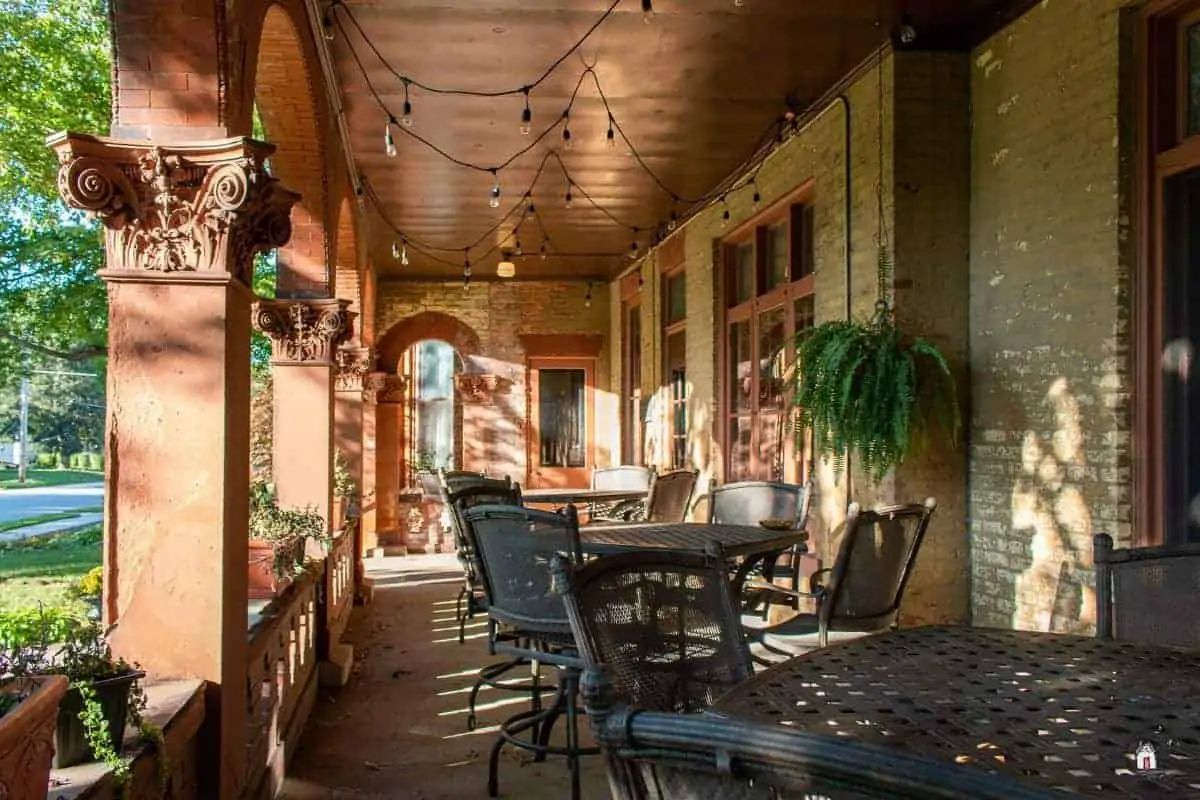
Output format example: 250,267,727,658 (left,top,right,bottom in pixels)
50,132,299,800
318,642,355,688
365,372,407,554
255,298,353,538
